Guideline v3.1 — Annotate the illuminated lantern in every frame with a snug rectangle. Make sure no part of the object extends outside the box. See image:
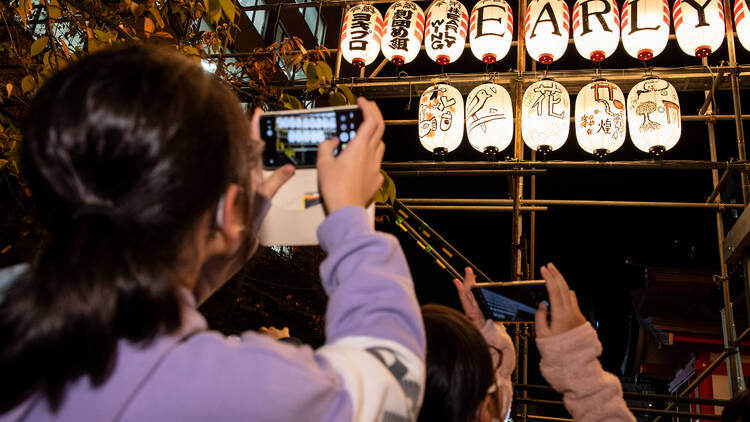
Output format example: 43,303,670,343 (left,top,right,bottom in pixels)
524,0,571,64
572,0,620,62
620,0,671,60
627,78,681,157
418,84,465,157
575,81,627,158
465,83,514,158
381,1,425,66
673,0,725,57
521,79,570,154
469,0,514,64
425,0,469,65
340,4,384,69
735,0,750,52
